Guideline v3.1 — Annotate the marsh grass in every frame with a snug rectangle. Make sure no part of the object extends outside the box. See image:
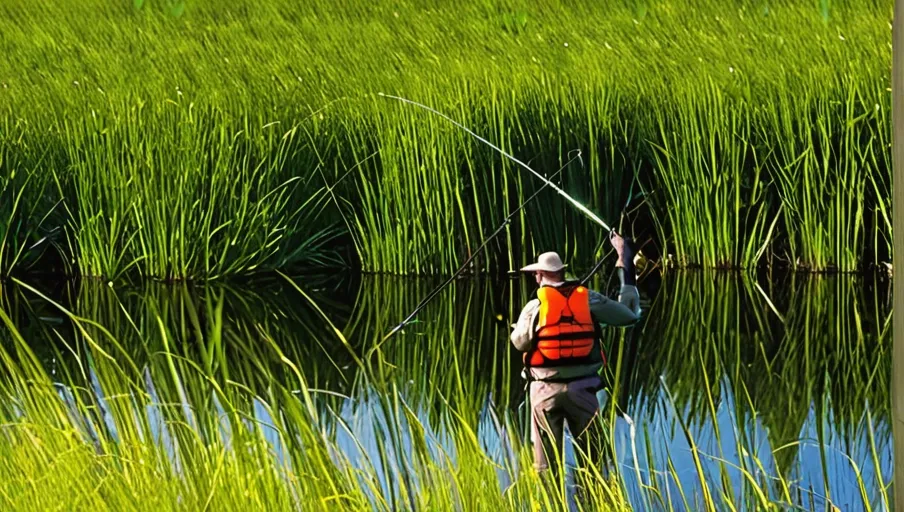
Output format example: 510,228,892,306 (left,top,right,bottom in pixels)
757,80,878,271
57,103,343,281
646,84,774,269
0,122,63,278
331,85,636,275
0,0,895,276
